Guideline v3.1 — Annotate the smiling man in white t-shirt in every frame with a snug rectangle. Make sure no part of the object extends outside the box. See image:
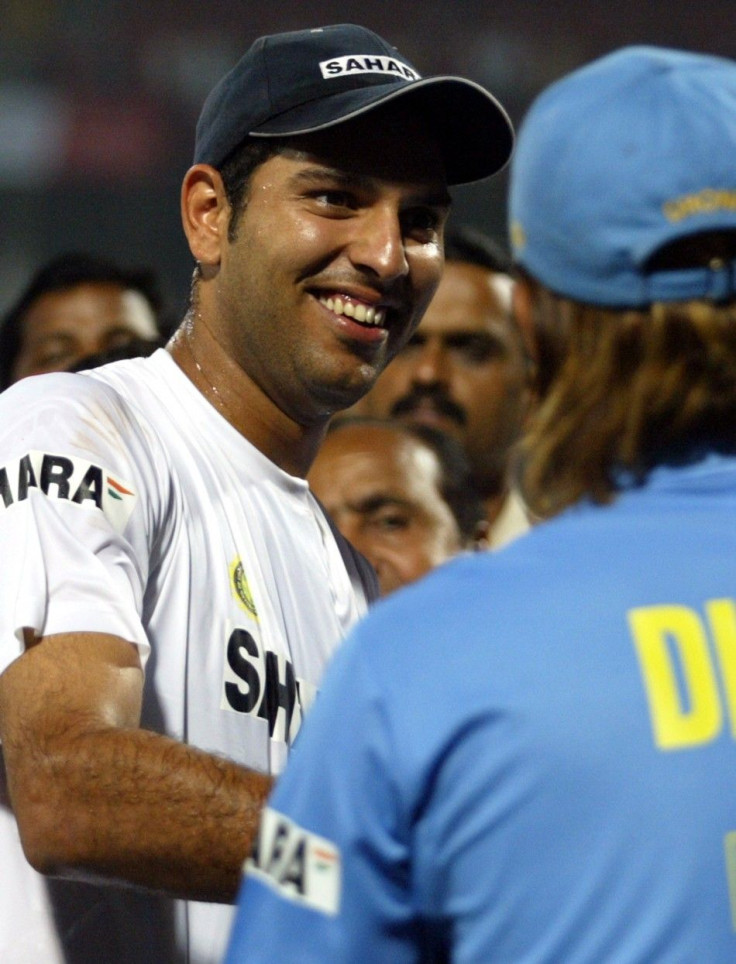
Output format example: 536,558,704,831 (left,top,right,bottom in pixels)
0,23,512,964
